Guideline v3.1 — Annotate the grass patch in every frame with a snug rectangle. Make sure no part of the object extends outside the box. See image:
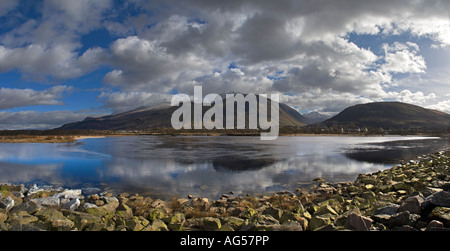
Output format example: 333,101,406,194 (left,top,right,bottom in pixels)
0,135,76,143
